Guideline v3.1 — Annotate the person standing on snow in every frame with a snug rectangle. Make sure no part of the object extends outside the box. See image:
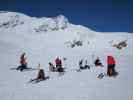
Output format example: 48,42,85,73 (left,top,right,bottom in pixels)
94,57,103,67
107,55,116,76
